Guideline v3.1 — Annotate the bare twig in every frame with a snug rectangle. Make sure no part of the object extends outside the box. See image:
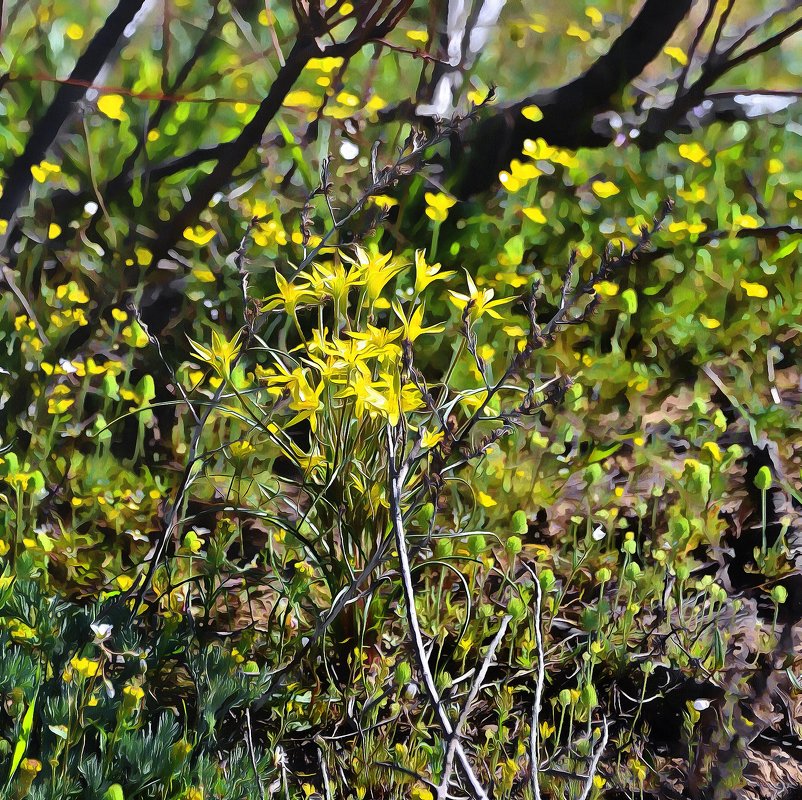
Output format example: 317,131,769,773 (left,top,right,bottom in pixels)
245,707,266,799
577,718,610,800
437,615,511,800
523,562,546,800
387,424,489,800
